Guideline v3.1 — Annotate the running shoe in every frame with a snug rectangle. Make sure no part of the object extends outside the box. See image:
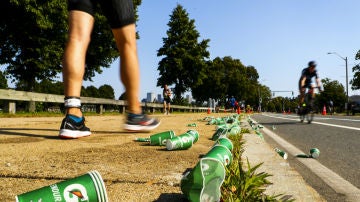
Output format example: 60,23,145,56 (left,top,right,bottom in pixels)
124,113,160,131
59,115,91,139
